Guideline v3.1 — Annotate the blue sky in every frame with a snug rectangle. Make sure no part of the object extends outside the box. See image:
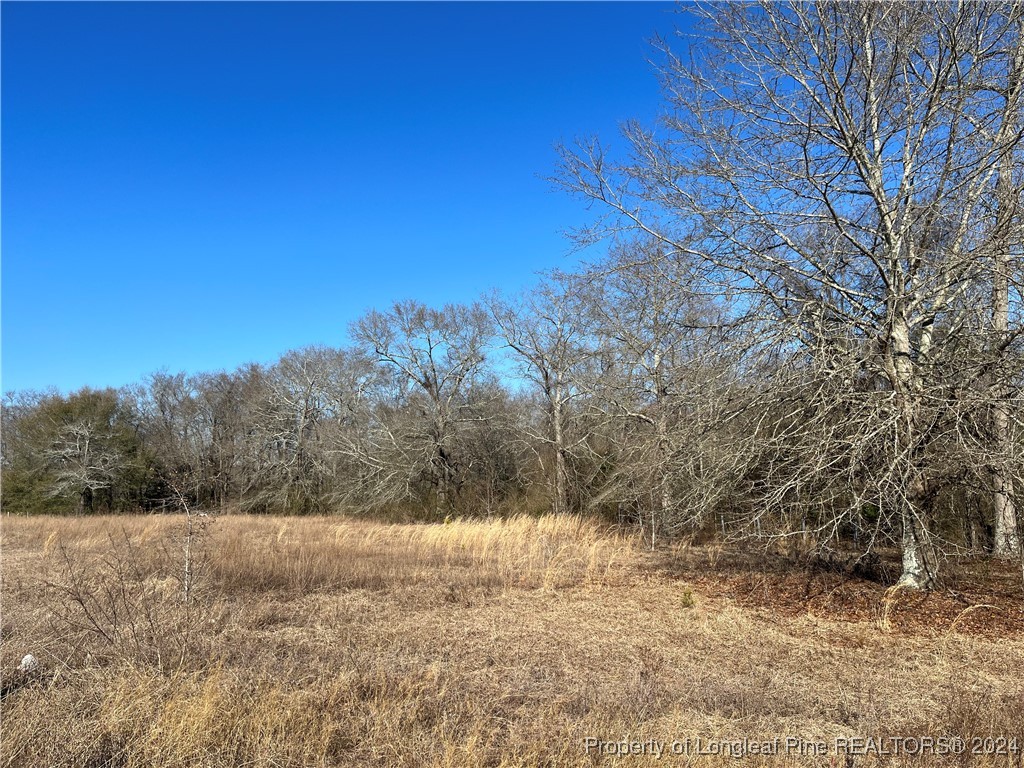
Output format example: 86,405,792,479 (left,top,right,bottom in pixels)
2,1,685,394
